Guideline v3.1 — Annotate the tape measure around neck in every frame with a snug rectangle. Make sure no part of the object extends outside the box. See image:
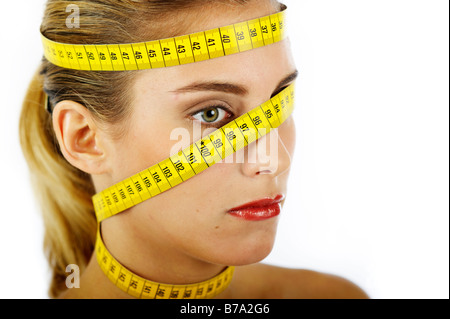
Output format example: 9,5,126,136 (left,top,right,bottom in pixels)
92,83,295,223
95,226,235,299
41,8,286,71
